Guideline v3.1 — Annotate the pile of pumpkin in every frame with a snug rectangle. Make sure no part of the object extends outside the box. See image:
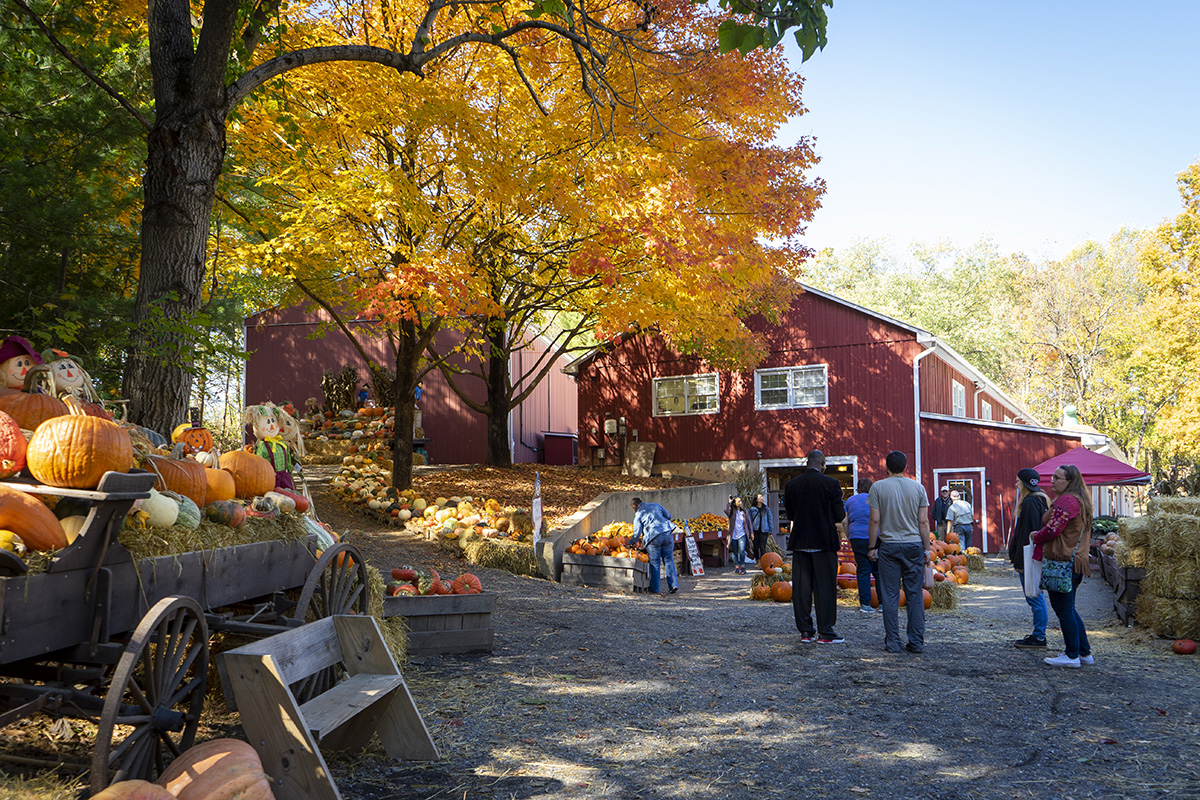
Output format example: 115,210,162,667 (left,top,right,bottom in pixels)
87,738,271,800
687,513,729,534
566,522,651,562
0,401,306,557
749,553,793,602
306,405,395,443
386,565,483,596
